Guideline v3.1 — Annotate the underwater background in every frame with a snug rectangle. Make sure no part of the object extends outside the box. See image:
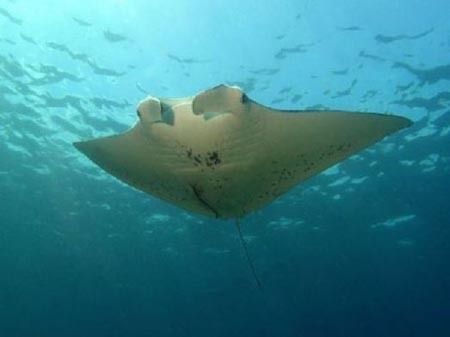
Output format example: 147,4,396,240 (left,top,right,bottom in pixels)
1,0,449,336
